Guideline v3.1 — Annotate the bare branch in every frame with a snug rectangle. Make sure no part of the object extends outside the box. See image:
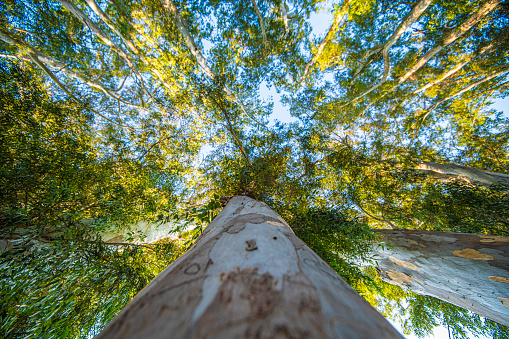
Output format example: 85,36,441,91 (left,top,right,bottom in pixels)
85,0,172,90
251,0,268,47
0,29,145,110
413,42,496,94
300,0,350,84
414,66,509,137
160,0,215,79
347,0,433,103
280,1,289,35
57,0,152,99
398,0,501,85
